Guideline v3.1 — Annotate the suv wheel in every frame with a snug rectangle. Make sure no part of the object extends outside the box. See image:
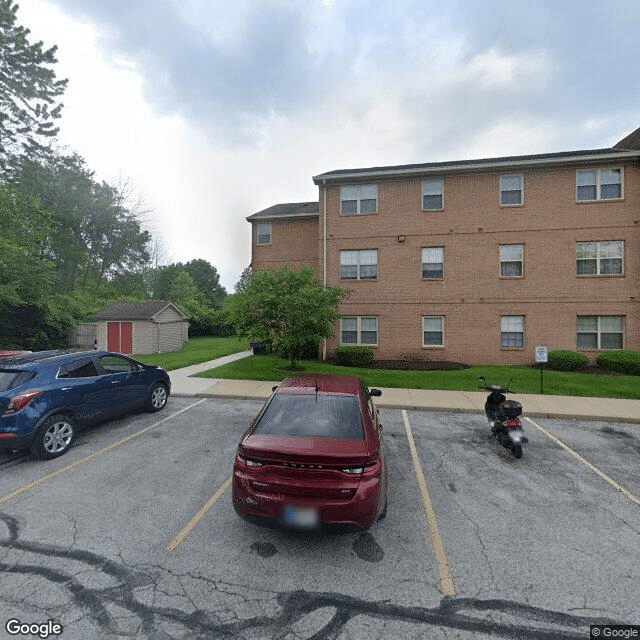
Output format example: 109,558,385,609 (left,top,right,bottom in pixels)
31,414,75,459
146,382,168,412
